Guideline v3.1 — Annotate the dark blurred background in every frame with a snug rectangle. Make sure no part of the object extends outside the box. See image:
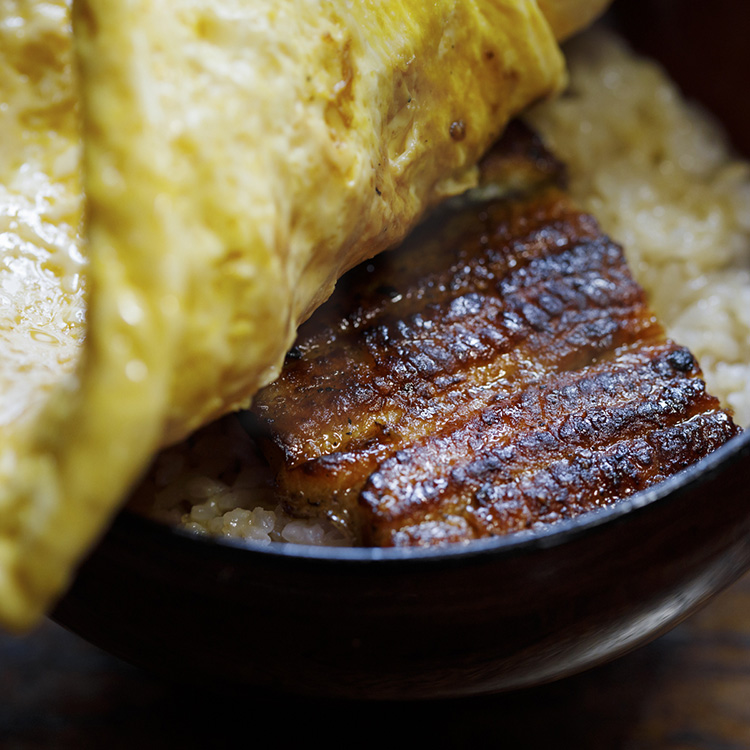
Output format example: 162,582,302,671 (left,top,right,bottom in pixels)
2,572,750,749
